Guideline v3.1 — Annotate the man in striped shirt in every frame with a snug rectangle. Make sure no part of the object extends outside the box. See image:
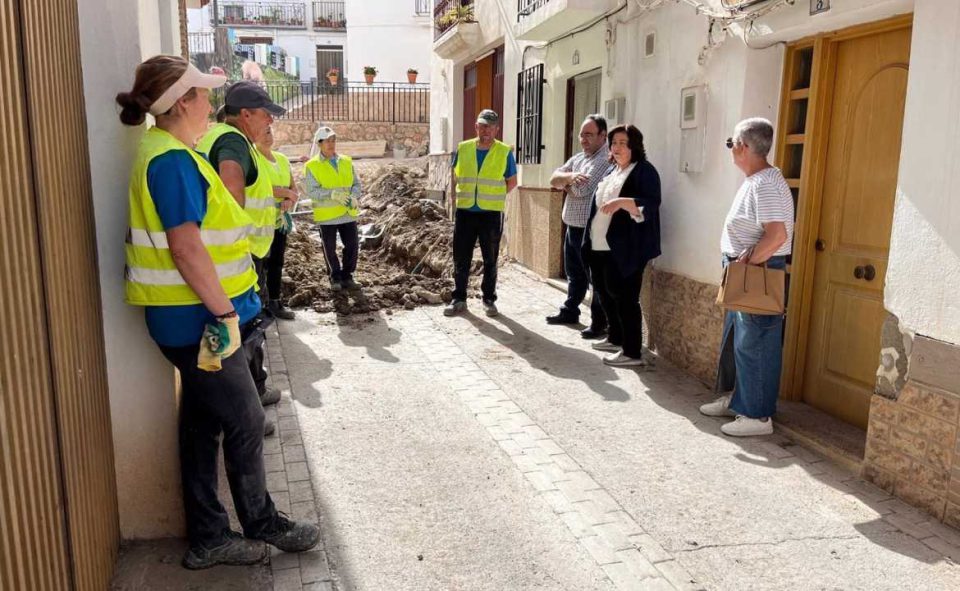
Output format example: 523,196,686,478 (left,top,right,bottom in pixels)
701,118,794,437
547,115,612,338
